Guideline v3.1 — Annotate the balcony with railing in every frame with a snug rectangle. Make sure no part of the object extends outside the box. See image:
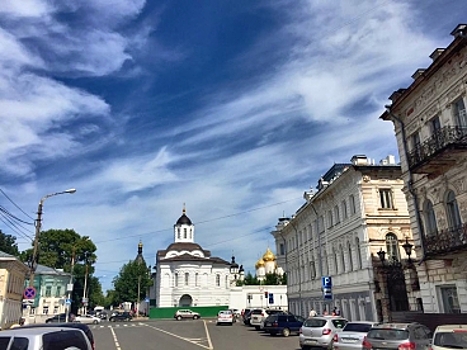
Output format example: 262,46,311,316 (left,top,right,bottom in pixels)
424,222,467,258
408,125,467,177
